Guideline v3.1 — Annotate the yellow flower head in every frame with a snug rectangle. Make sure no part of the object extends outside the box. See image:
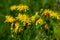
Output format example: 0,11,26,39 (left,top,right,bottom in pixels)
36,18,43,25
5,15,15,23
22,14,31,25
43,9,59,19
50,12,58,18
16,13,31,25
10,5,17,11
17,4,29,11
16,13,23,21
43,9,51,16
